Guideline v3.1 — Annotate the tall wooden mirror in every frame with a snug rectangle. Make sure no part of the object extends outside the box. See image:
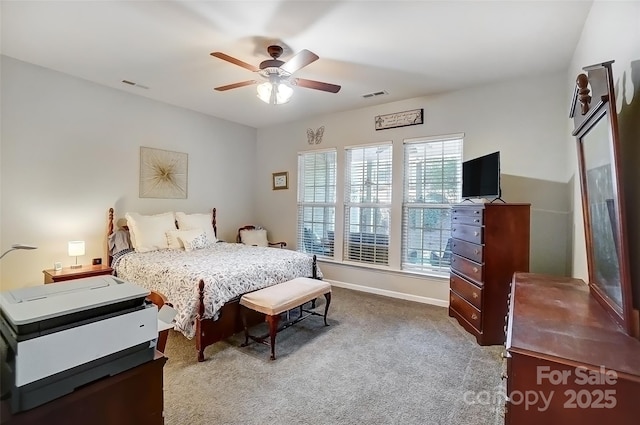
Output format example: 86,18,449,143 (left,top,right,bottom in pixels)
570,61,635,336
